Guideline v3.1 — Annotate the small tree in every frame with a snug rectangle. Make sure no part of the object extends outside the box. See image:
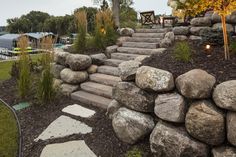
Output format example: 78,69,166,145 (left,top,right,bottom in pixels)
174,0,236,60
